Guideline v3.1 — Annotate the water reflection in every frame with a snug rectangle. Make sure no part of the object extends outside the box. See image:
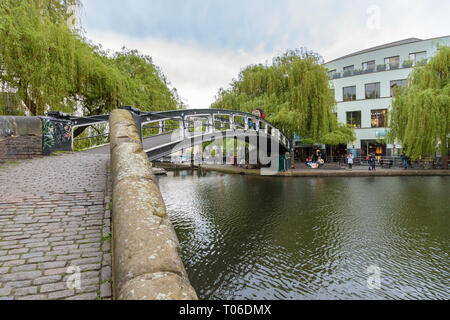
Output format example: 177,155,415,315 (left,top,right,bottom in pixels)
158,172,450,300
